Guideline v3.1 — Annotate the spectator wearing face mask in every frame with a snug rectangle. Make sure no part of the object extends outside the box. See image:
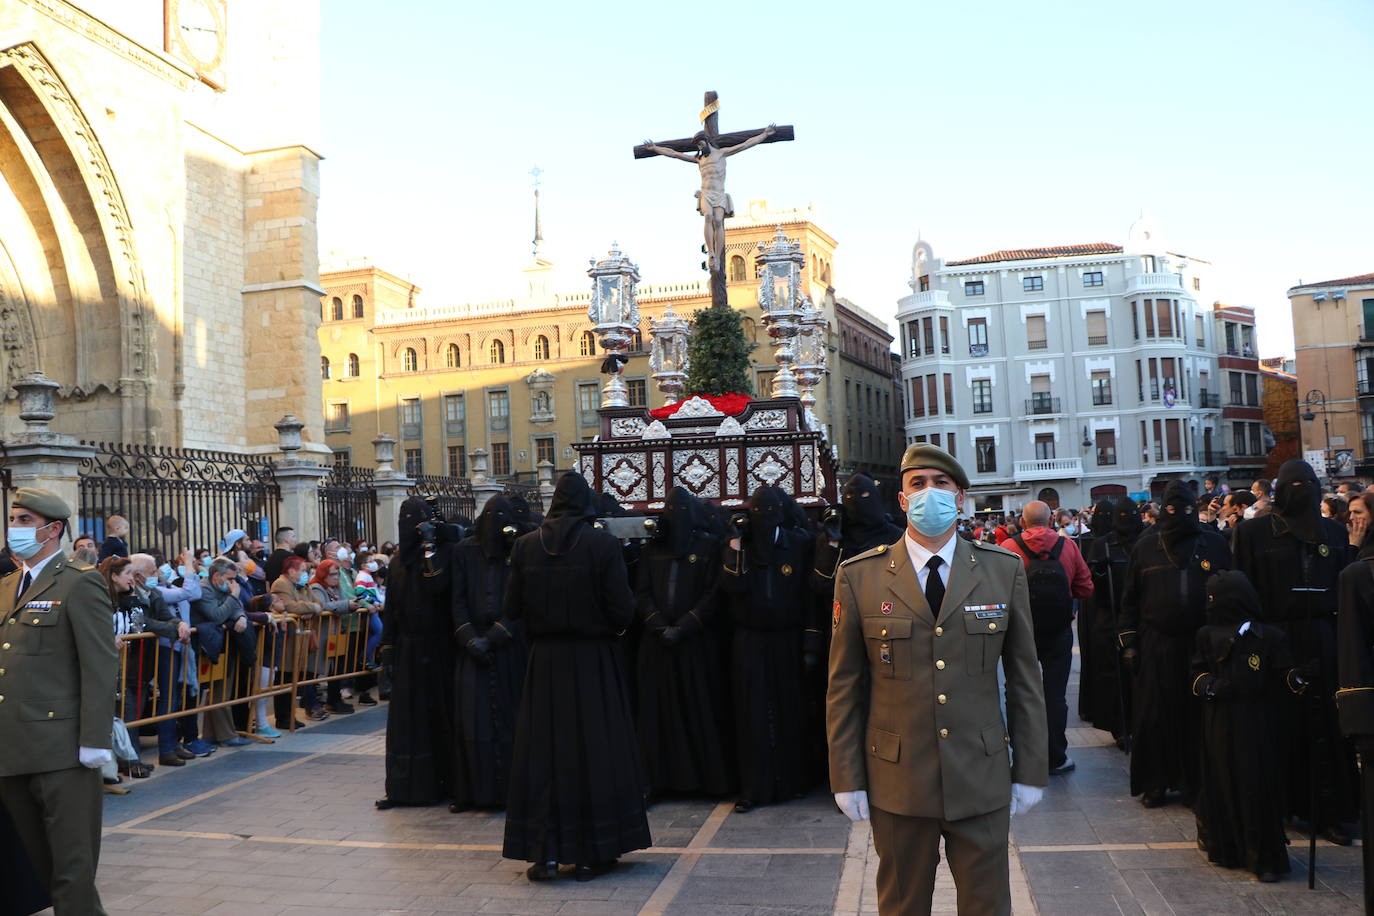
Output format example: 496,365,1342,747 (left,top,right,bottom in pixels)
130,553,204,765
192,558,254,747
270,556,328,721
